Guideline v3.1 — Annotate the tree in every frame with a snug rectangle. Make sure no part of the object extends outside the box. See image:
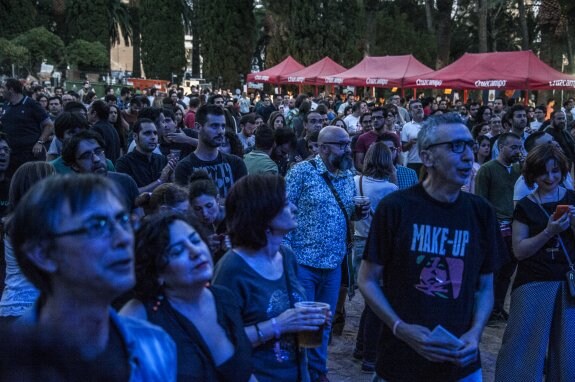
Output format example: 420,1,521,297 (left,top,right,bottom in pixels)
11,27,65,73
0,1,37,39
263,0,364,69
196,0,256,88
140,0,186,80
0,38,29,74
63,0,131,68
369,3,436,68
66,40,109,71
